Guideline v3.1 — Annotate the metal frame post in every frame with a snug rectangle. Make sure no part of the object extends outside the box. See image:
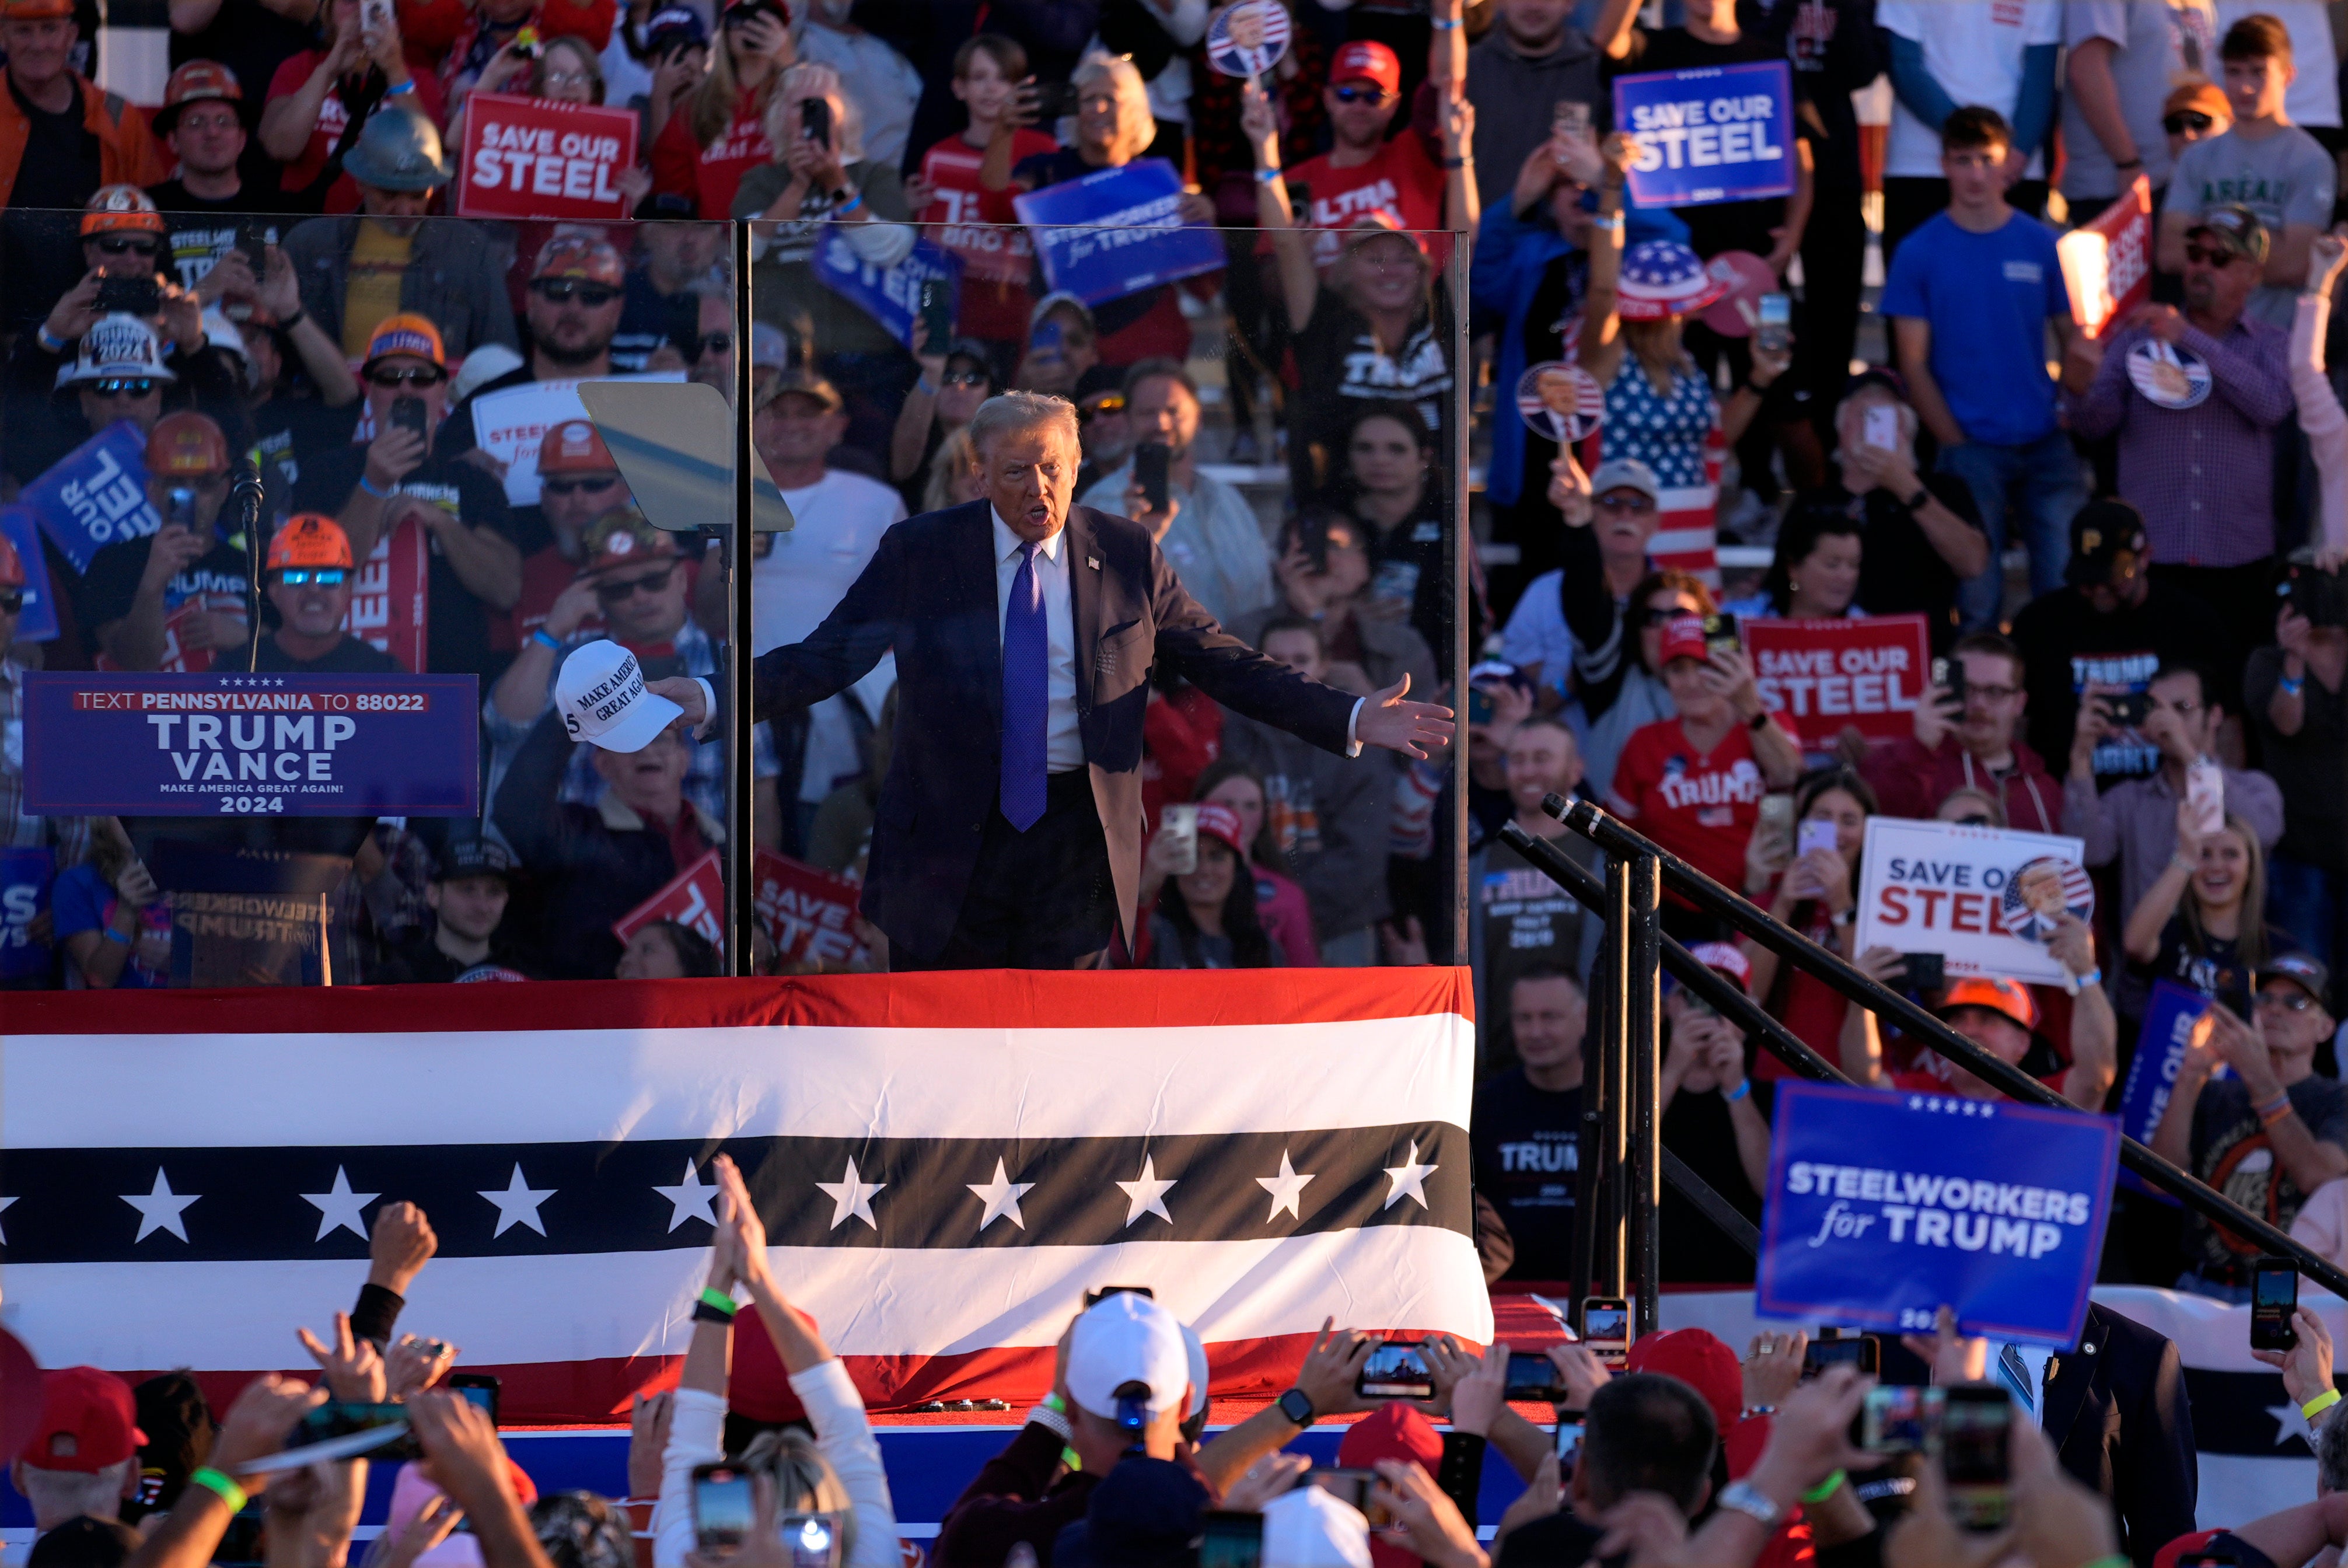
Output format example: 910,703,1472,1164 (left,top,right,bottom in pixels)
1596,855,1630,1298
1447,245,1470,962
1625,852,1661,1335
726,221,756,976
